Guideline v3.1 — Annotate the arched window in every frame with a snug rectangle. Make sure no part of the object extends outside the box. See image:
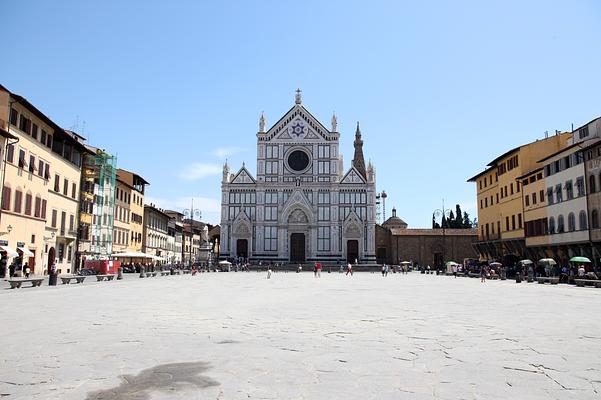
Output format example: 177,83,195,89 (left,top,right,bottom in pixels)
34,195,42,218
580,210,588,230
549,216,555,233
558,215,565,233
568,212,576,232
13,188,23,213
1,185,11,211
593,210,600,229
24,191,32,216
